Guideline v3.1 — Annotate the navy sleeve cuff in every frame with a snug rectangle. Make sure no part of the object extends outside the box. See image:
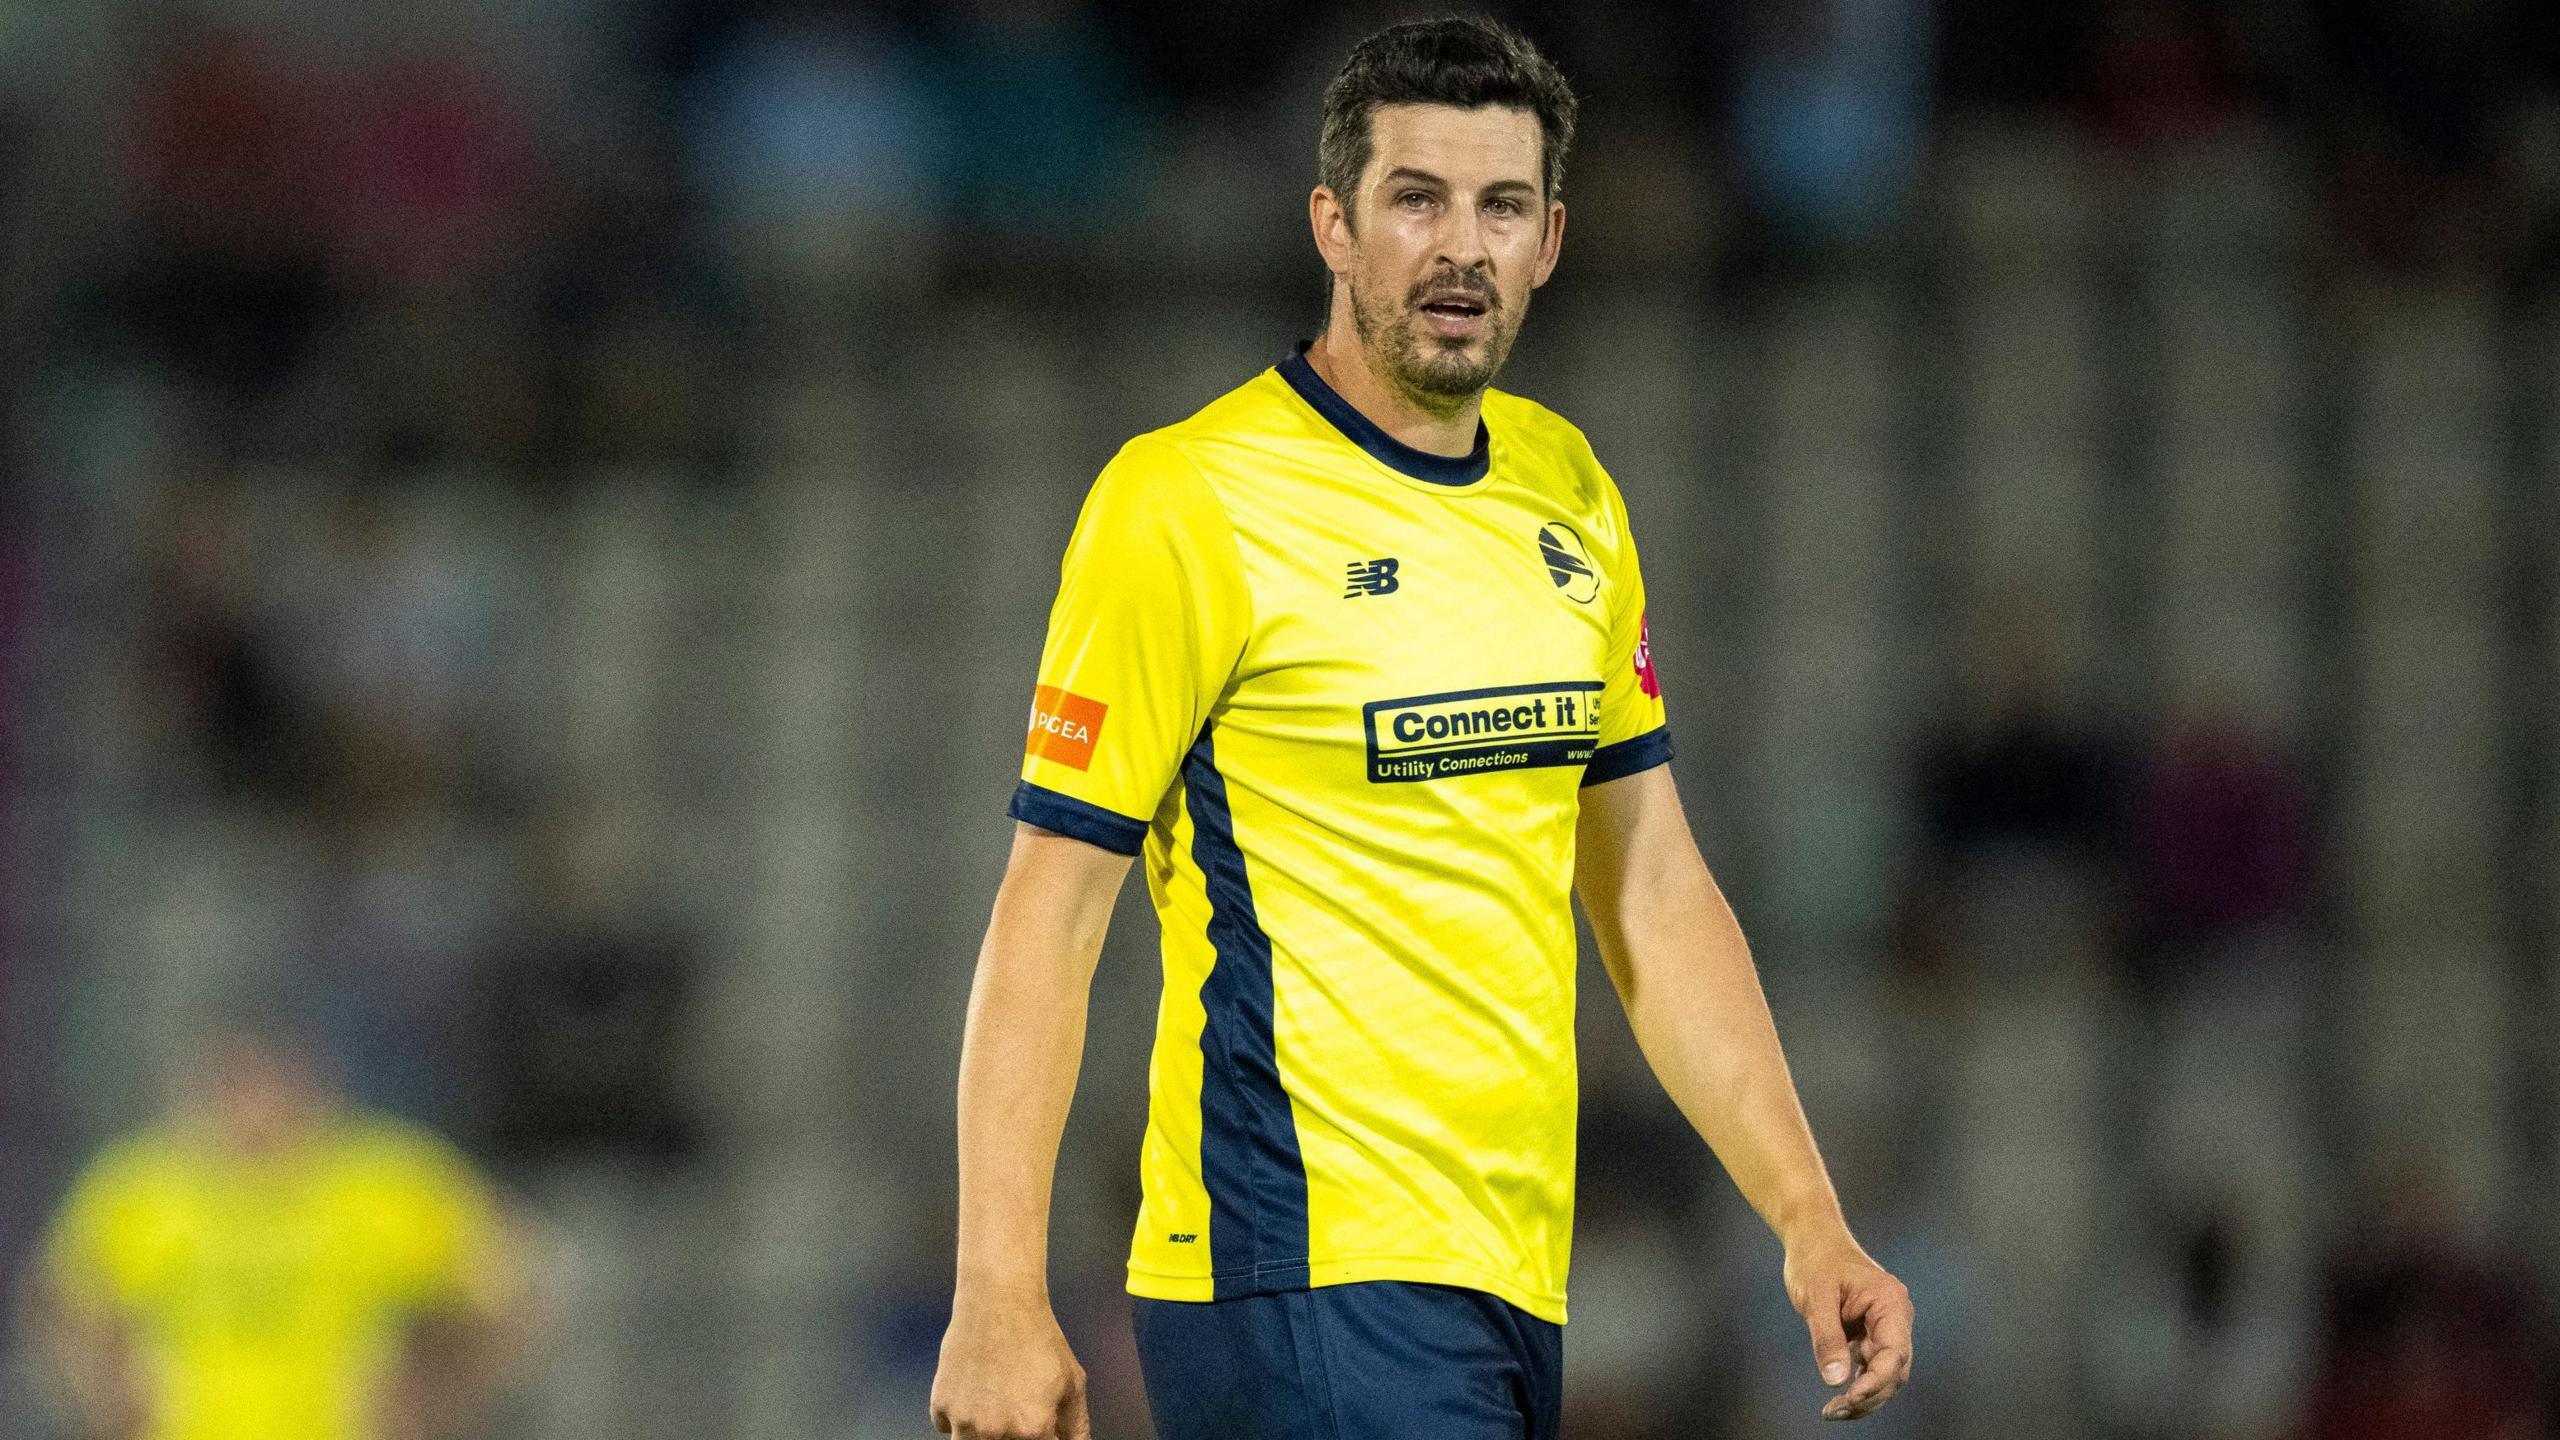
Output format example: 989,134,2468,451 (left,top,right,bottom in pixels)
1581,726,1674,787
1008,781,1148,855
